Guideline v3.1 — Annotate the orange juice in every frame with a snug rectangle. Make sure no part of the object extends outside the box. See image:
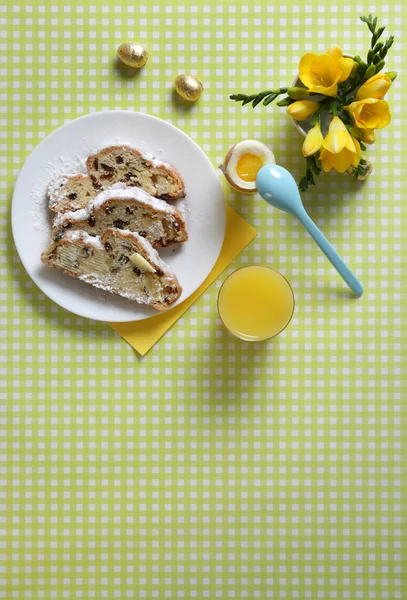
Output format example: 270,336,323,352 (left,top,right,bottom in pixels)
217,266,294,341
